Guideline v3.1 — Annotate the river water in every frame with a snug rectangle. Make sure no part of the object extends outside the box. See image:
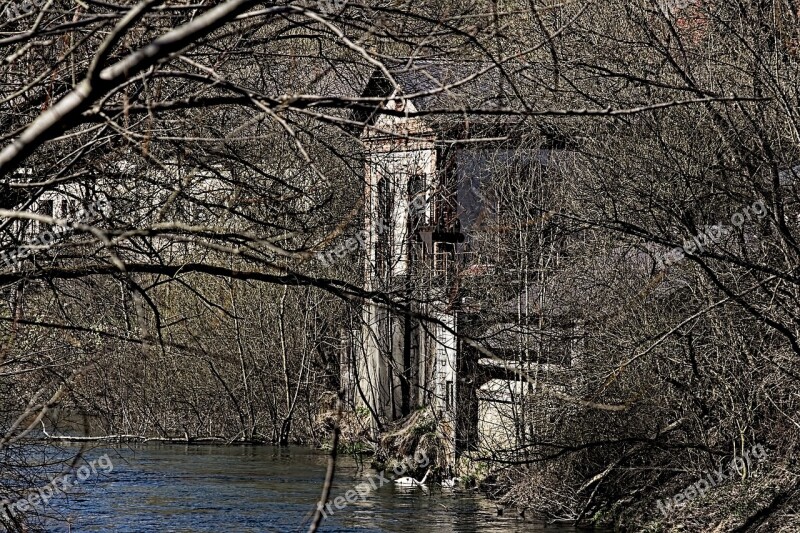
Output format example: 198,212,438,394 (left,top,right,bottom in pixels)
32,445,588,532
